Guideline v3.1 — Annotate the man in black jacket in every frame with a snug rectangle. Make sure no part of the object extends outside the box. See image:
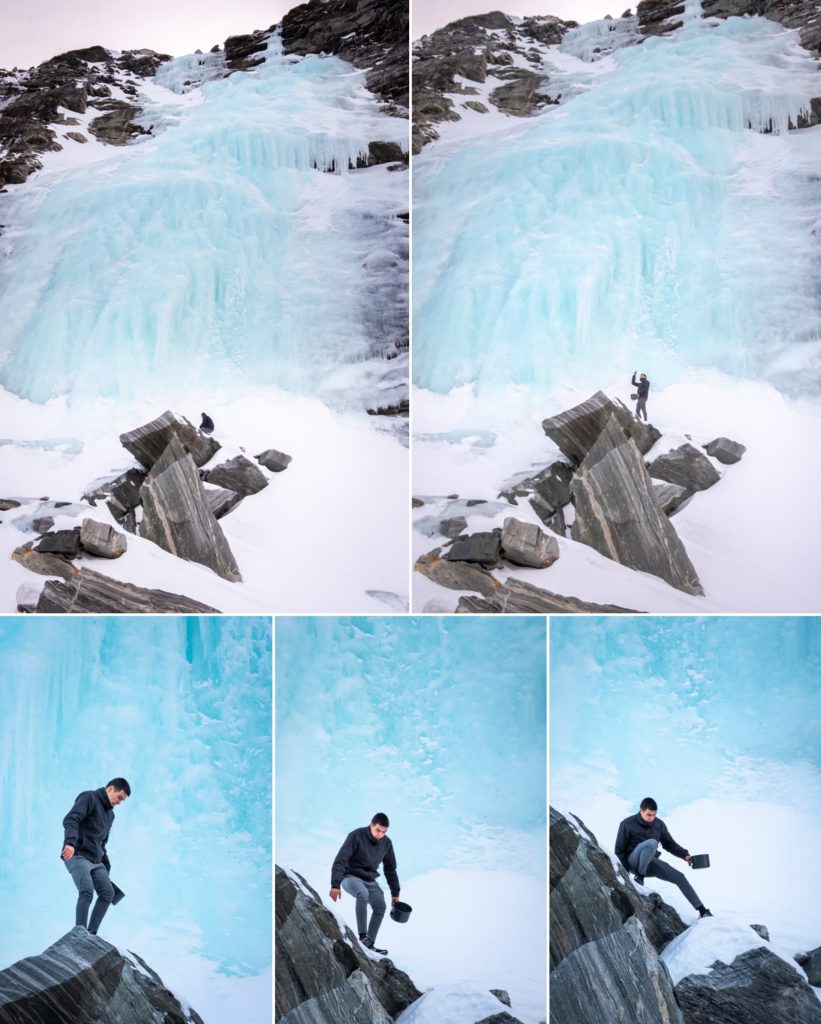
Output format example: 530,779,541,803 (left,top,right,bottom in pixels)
330,813,400,954
61,778,130,934
631,370,650,421
615,797,712,919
